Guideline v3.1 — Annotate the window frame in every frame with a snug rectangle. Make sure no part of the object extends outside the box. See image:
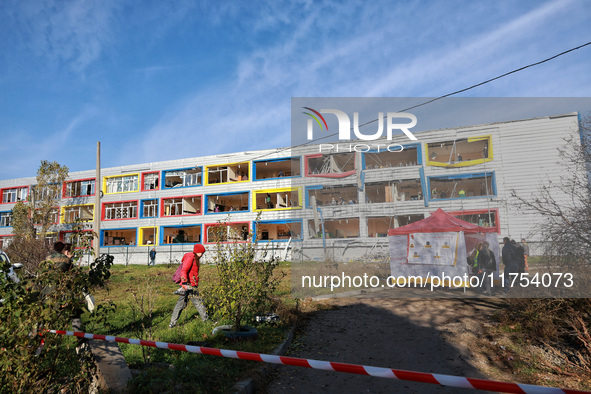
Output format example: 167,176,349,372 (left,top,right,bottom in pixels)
62,178,96,198
102,200,139,221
